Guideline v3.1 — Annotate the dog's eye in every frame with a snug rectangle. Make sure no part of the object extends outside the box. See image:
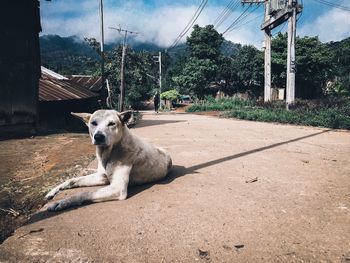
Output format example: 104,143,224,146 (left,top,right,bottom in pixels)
91,121,98,126
108,122,116,127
